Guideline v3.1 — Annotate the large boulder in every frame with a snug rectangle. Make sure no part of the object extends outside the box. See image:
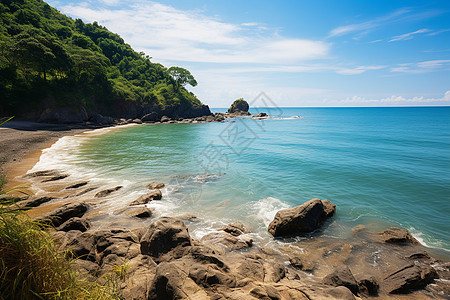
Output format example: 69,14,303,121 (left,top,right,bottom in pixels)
37,202,89,227
140,217,192,261
268,198,336,237
228,98,249,114
383,264,438,294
